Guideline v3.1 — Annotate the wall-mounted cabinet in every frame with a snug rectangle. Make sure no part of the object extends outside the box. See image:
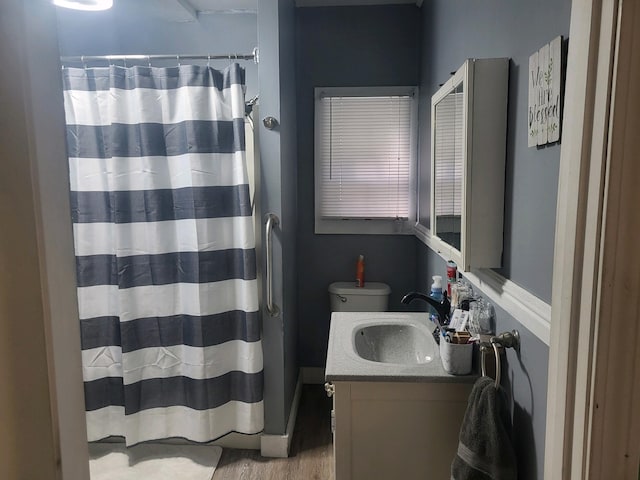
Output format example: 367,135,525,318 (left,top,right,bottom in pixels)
419,58,509,271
